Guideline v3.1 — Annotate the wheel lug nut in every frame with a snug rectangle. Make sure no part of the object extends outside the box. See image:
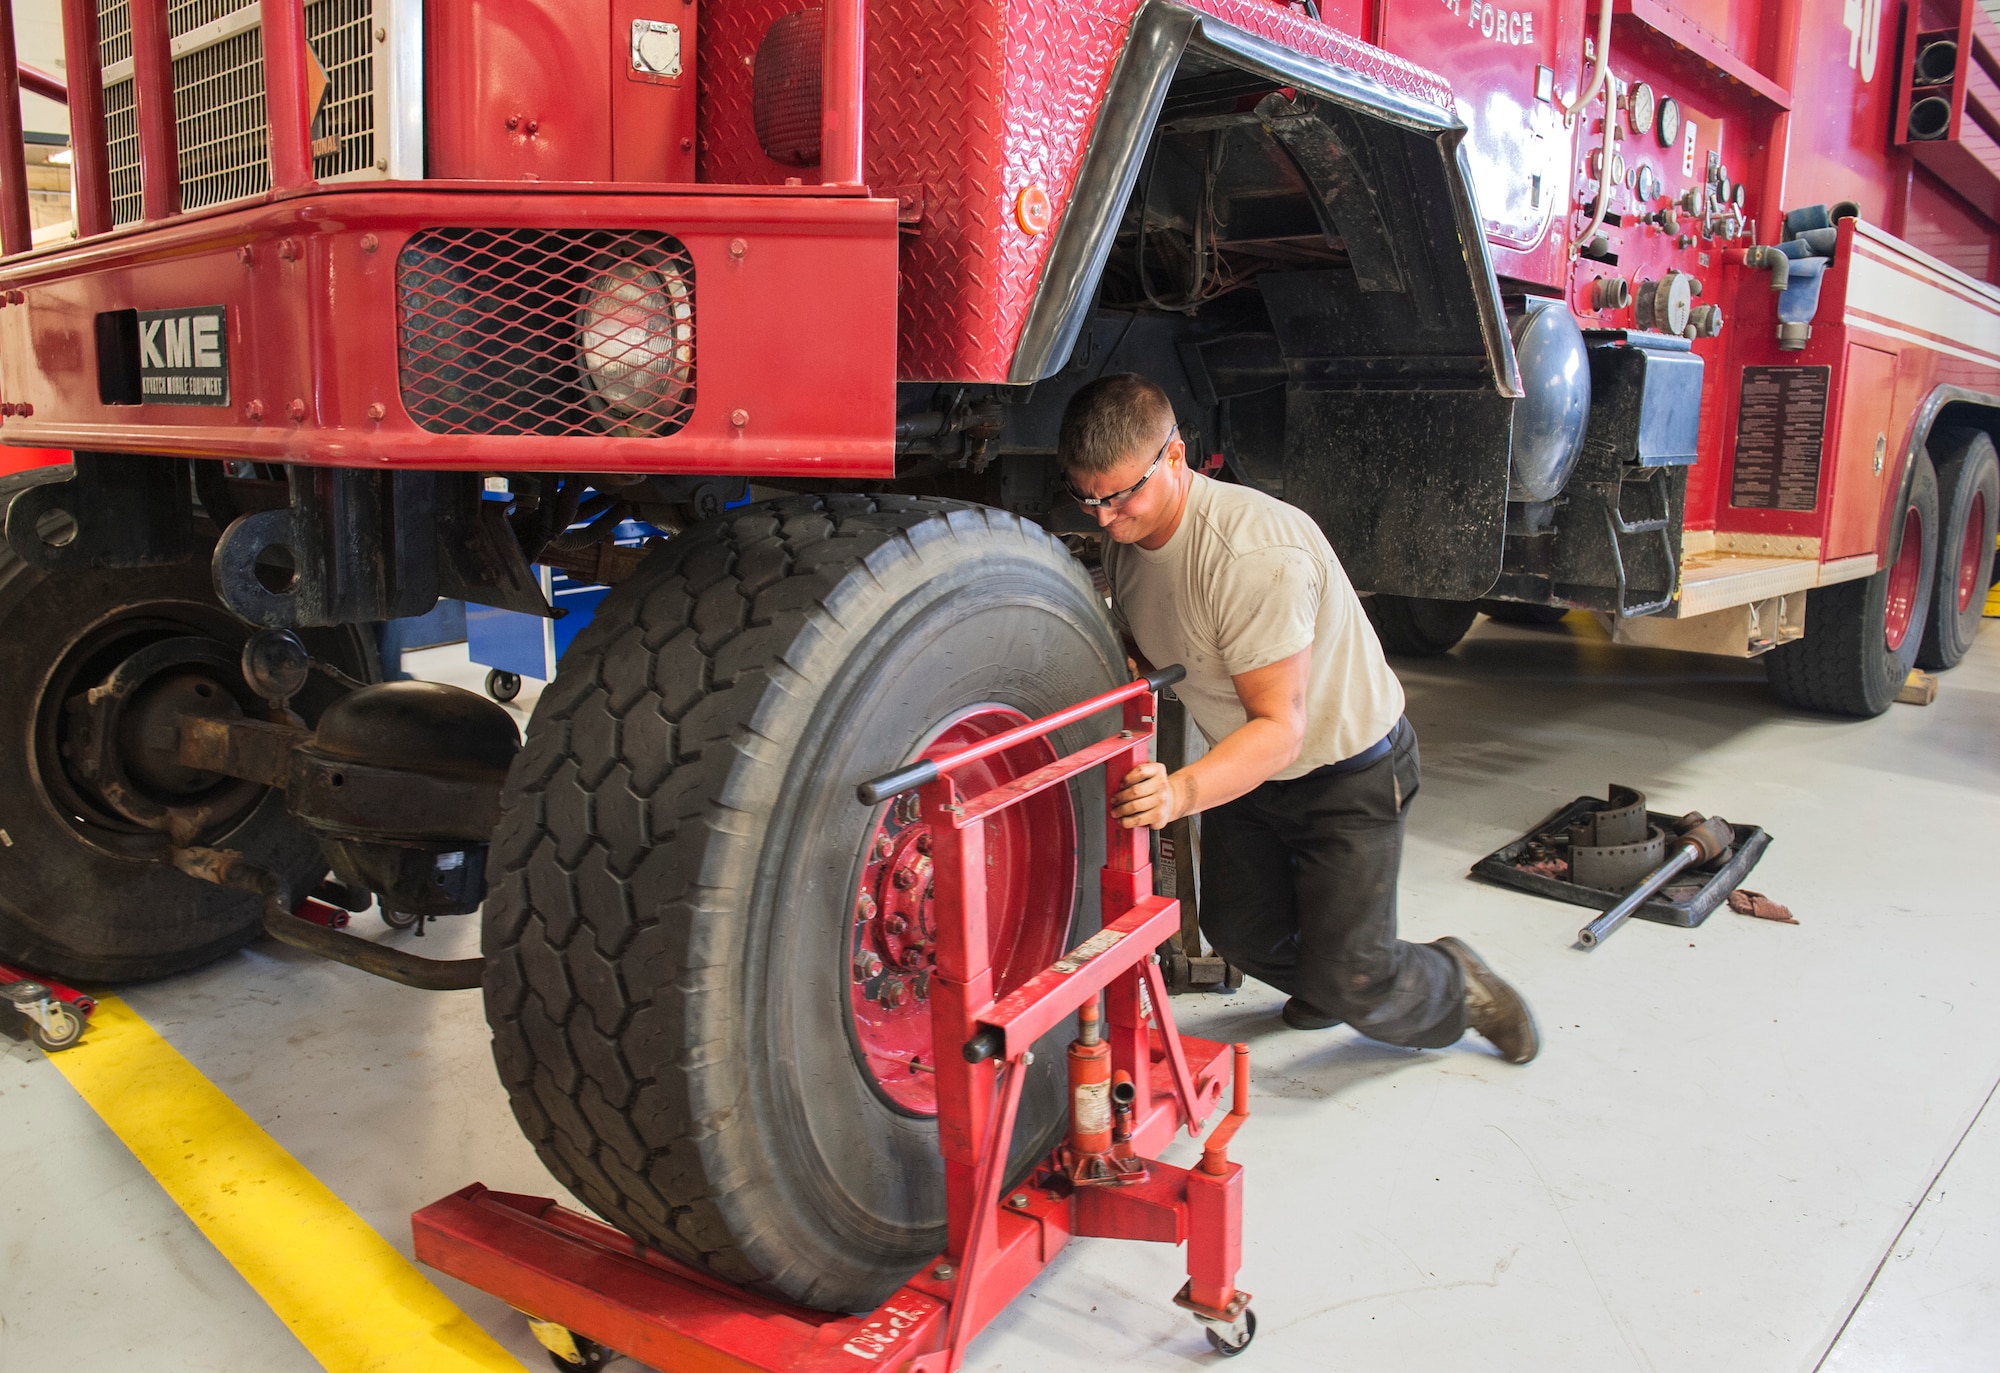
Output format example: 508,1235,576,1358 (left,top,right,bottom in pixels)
856,894,876,920
852,950,883,982
878,977,908,1008
916,833,932,855
885,915,908,935
874,835,893,859
903,947,926,968
894,868,918,889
